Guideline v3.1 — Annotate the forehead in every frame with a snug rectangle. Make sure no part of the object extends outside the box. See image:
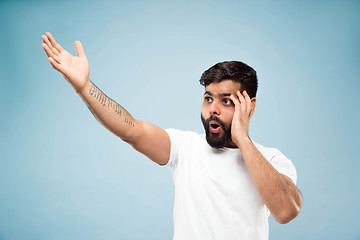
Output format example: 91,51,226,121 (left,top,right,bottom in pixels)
205,80,241,95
